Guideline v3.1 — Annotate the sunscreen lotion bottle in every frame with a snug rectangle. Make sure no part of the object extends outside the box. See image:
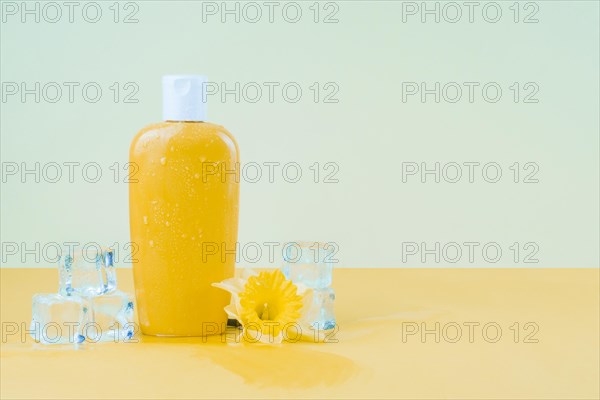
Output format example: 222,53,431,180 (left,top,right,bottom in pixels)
129,75,239,336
